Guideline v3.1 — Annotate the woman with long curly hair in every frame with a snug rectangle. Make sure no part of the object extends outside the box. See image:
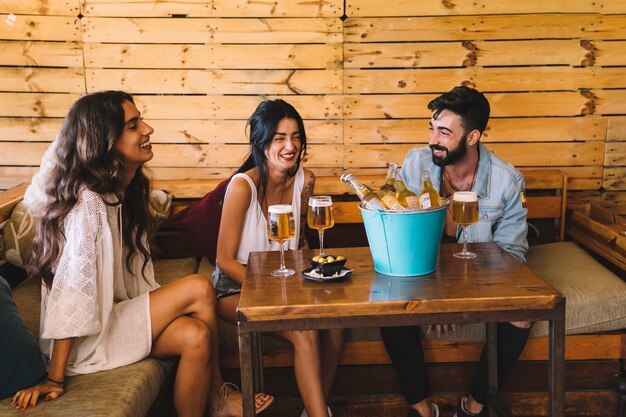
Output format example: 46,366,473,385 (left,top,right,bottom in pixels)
214,99,344,417
11,91,272,417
